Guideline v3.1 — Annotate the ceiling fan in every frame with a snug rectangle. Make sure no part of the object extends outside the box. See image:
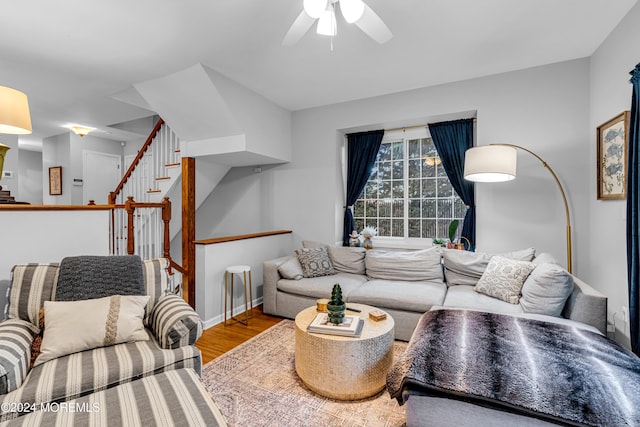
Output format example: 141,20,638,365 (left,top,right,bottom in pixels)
283,0,393,46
